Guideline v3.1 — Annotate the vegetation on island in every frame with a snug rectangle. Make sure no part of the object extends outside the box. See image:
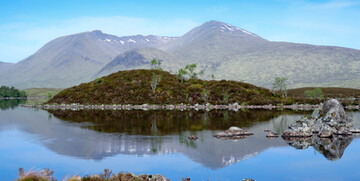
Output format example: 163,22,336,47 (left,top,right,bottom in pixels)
48,66,311,105
0,86,26,98
45,58,359,106
288,87,360,98
24,88,63,98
